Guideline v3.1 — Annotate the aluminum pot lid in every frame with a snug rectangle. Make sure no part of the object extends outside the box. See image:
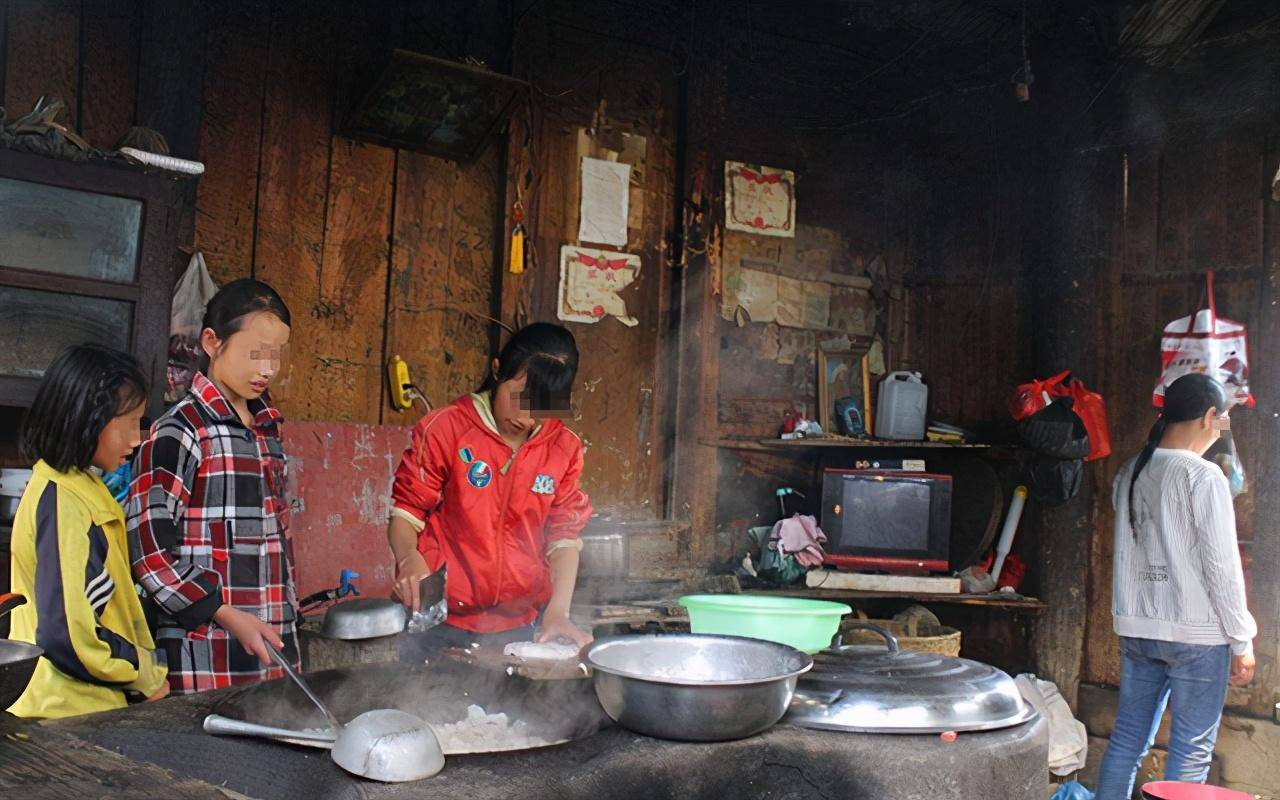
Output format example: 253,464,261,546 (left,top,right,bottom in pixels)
784,623,1036,734
320,597,407,640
